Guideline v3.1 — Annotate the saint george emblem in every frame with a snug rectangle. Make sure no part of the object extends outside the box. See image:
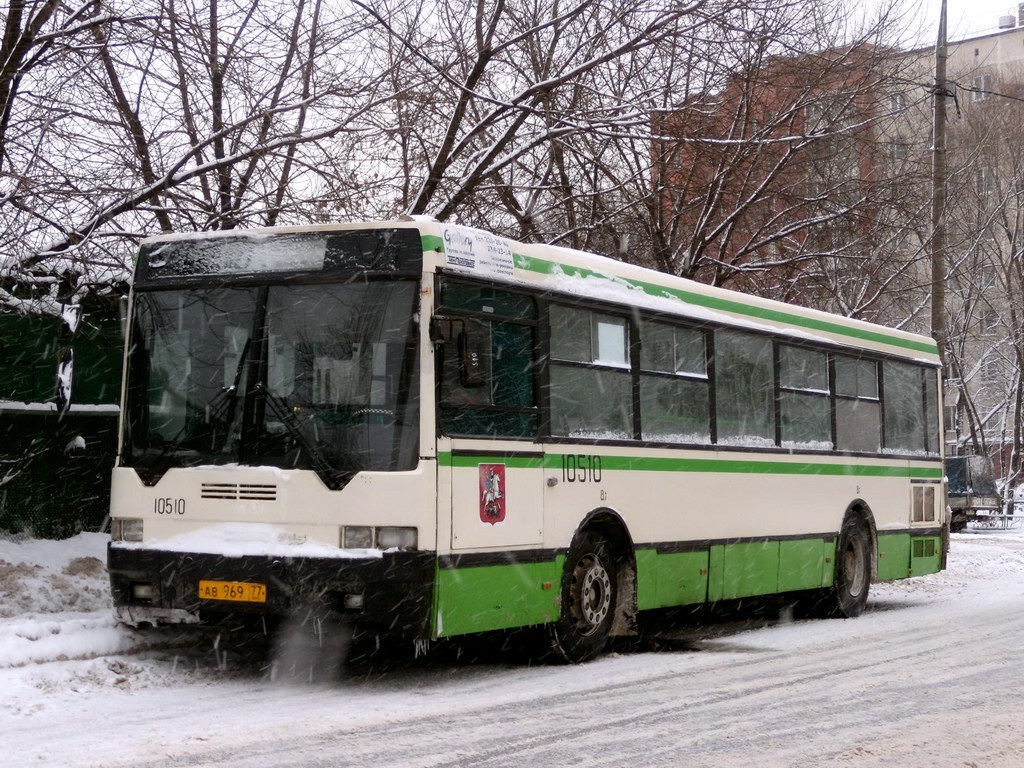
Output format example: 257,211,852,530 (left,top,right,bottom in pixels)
479,464,506,524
